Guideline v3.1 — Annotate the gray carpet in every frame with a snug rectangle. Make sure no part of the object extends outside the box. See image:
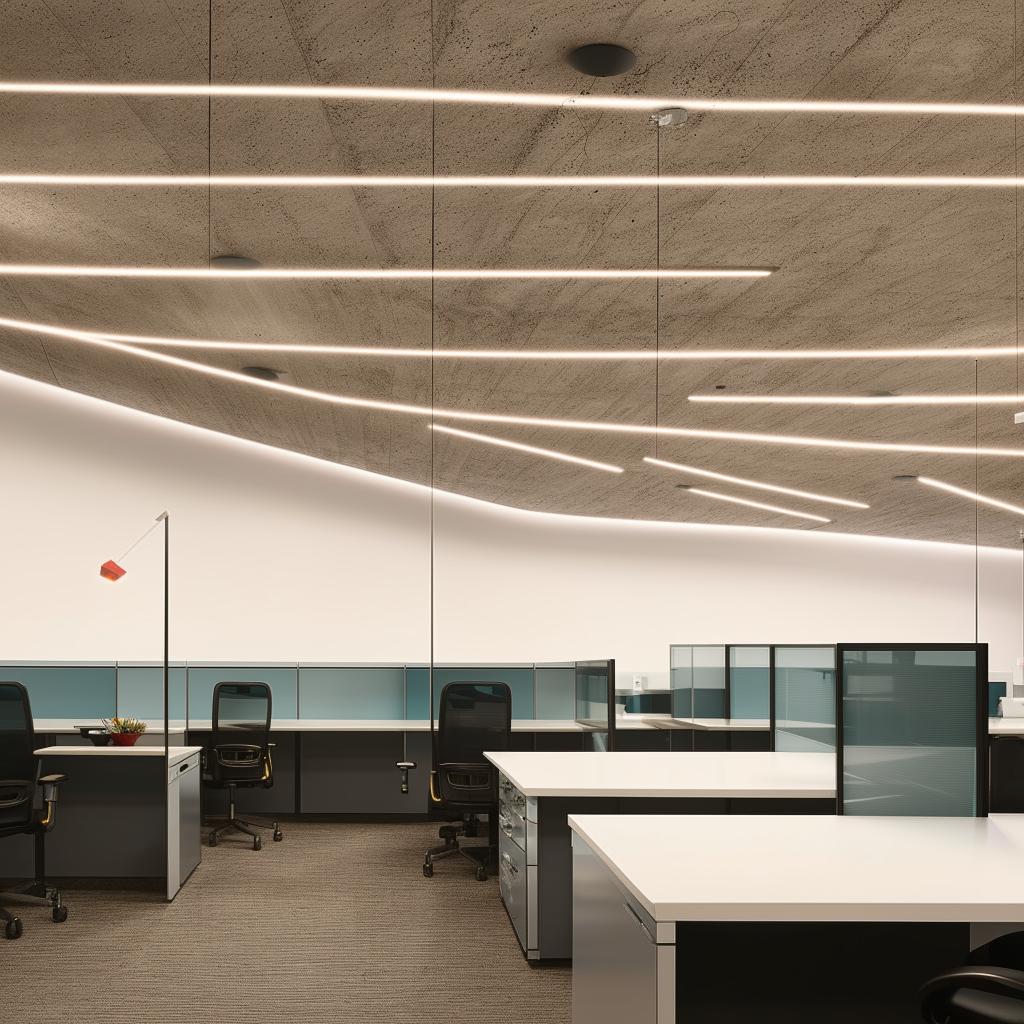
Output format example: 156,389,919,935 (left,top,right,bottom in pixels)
3,821,571,1023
